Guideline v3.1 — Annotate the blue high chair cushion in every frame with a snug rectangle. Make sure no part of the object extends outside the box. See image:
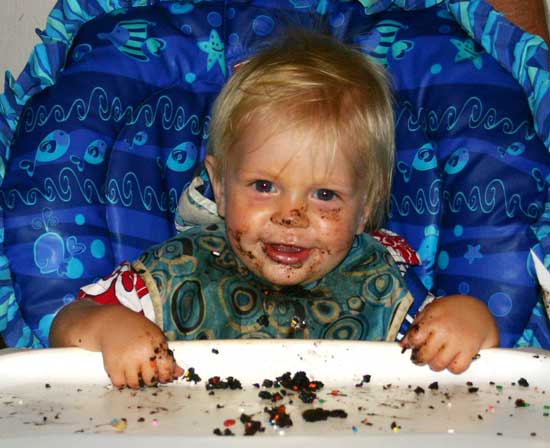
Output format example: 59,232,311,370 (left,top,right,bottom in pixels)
0,0,548,348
